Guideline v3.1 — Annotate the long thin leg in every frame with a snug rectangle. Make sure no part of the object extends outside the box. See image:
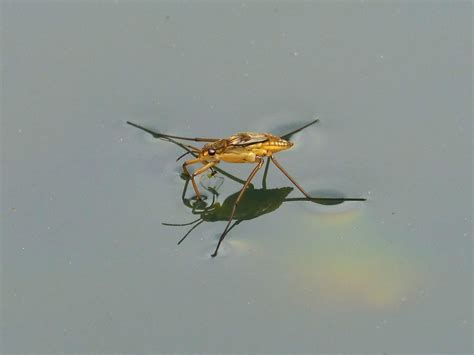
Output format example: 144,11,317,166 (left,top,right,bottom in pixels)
284,197,366,203
175,143,203,161
181,178,190,203
270,155,366,202
190,162,217,200
176,151,192,162
211,158,264,257
162,137,198,158
223,219,242,236
126,121,219,142
128,121,201,160
261,157,271,190
182,159,216,199
177,219,205,245
162,217,202,226
281,118,319,140
213,219,242,250
182,158,203,199
182,158,201,179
